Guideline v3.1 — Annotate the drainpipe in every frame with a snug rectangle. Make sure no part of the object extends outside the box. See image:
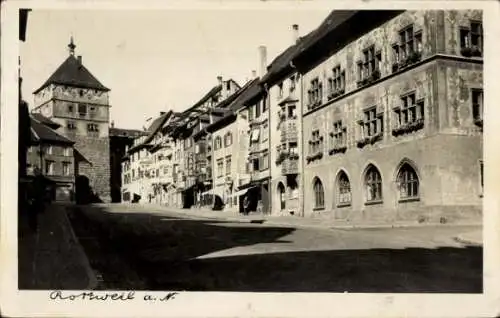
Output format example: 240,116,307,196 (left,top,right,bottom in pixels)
264,83,272,215
299,71,305,218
